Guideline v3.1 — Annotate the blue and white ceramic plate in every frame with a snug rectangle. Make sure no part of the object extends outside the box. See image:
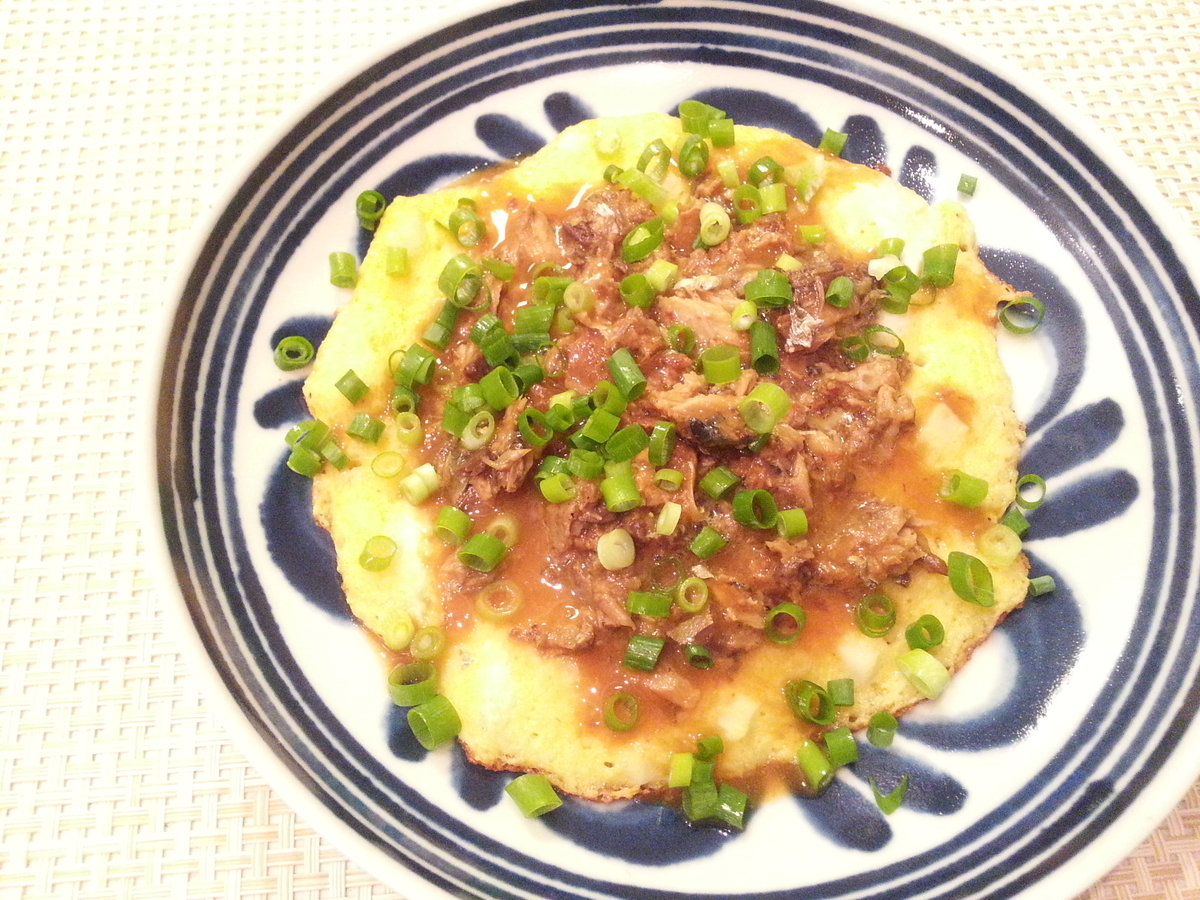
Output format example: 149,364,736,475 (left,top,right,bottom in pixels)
149,1,1200,898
